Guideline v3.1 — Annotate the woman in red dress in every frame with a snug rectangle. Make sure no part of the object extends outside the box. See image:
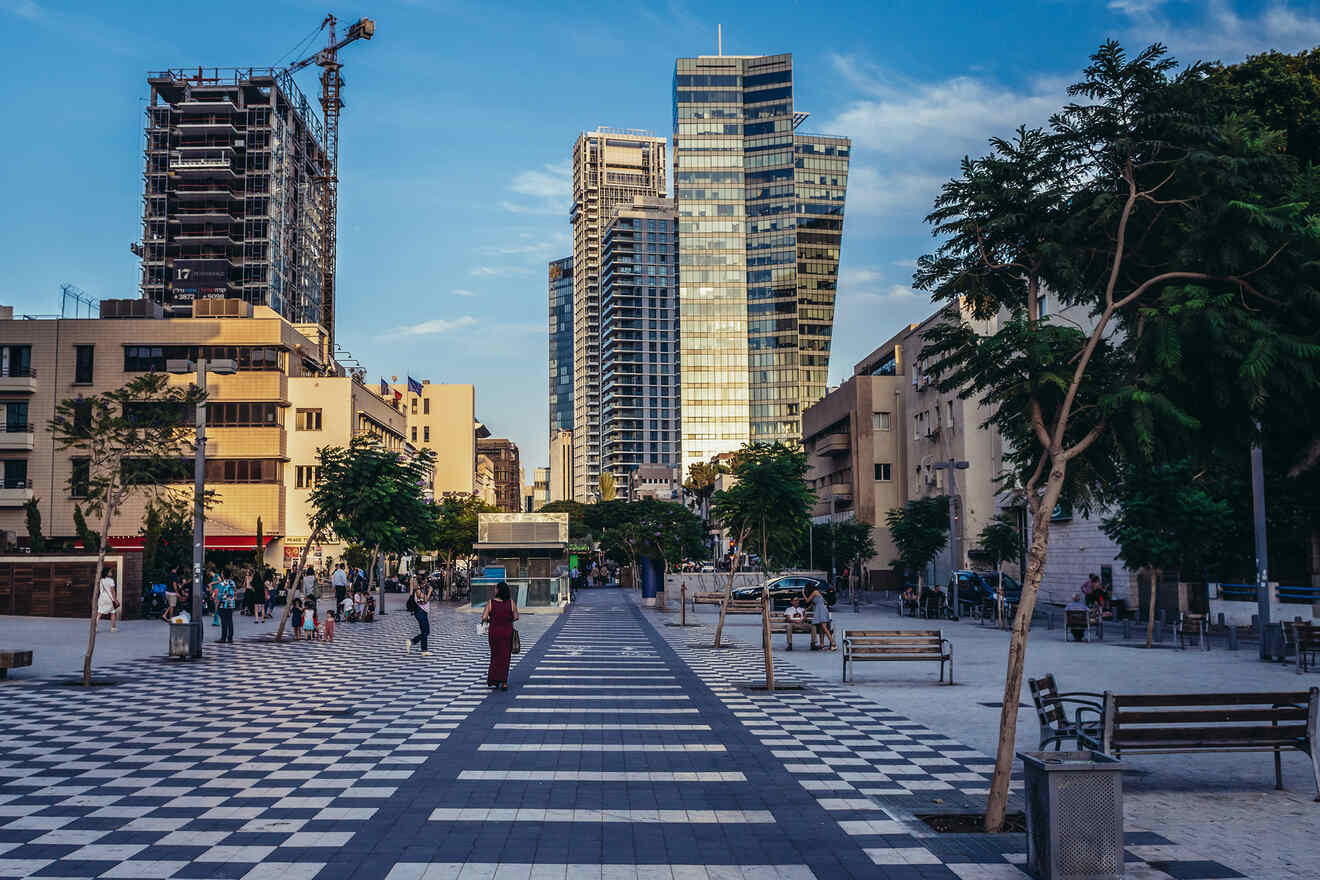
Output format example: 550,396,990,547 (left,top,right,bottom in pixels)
482,581,519,690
